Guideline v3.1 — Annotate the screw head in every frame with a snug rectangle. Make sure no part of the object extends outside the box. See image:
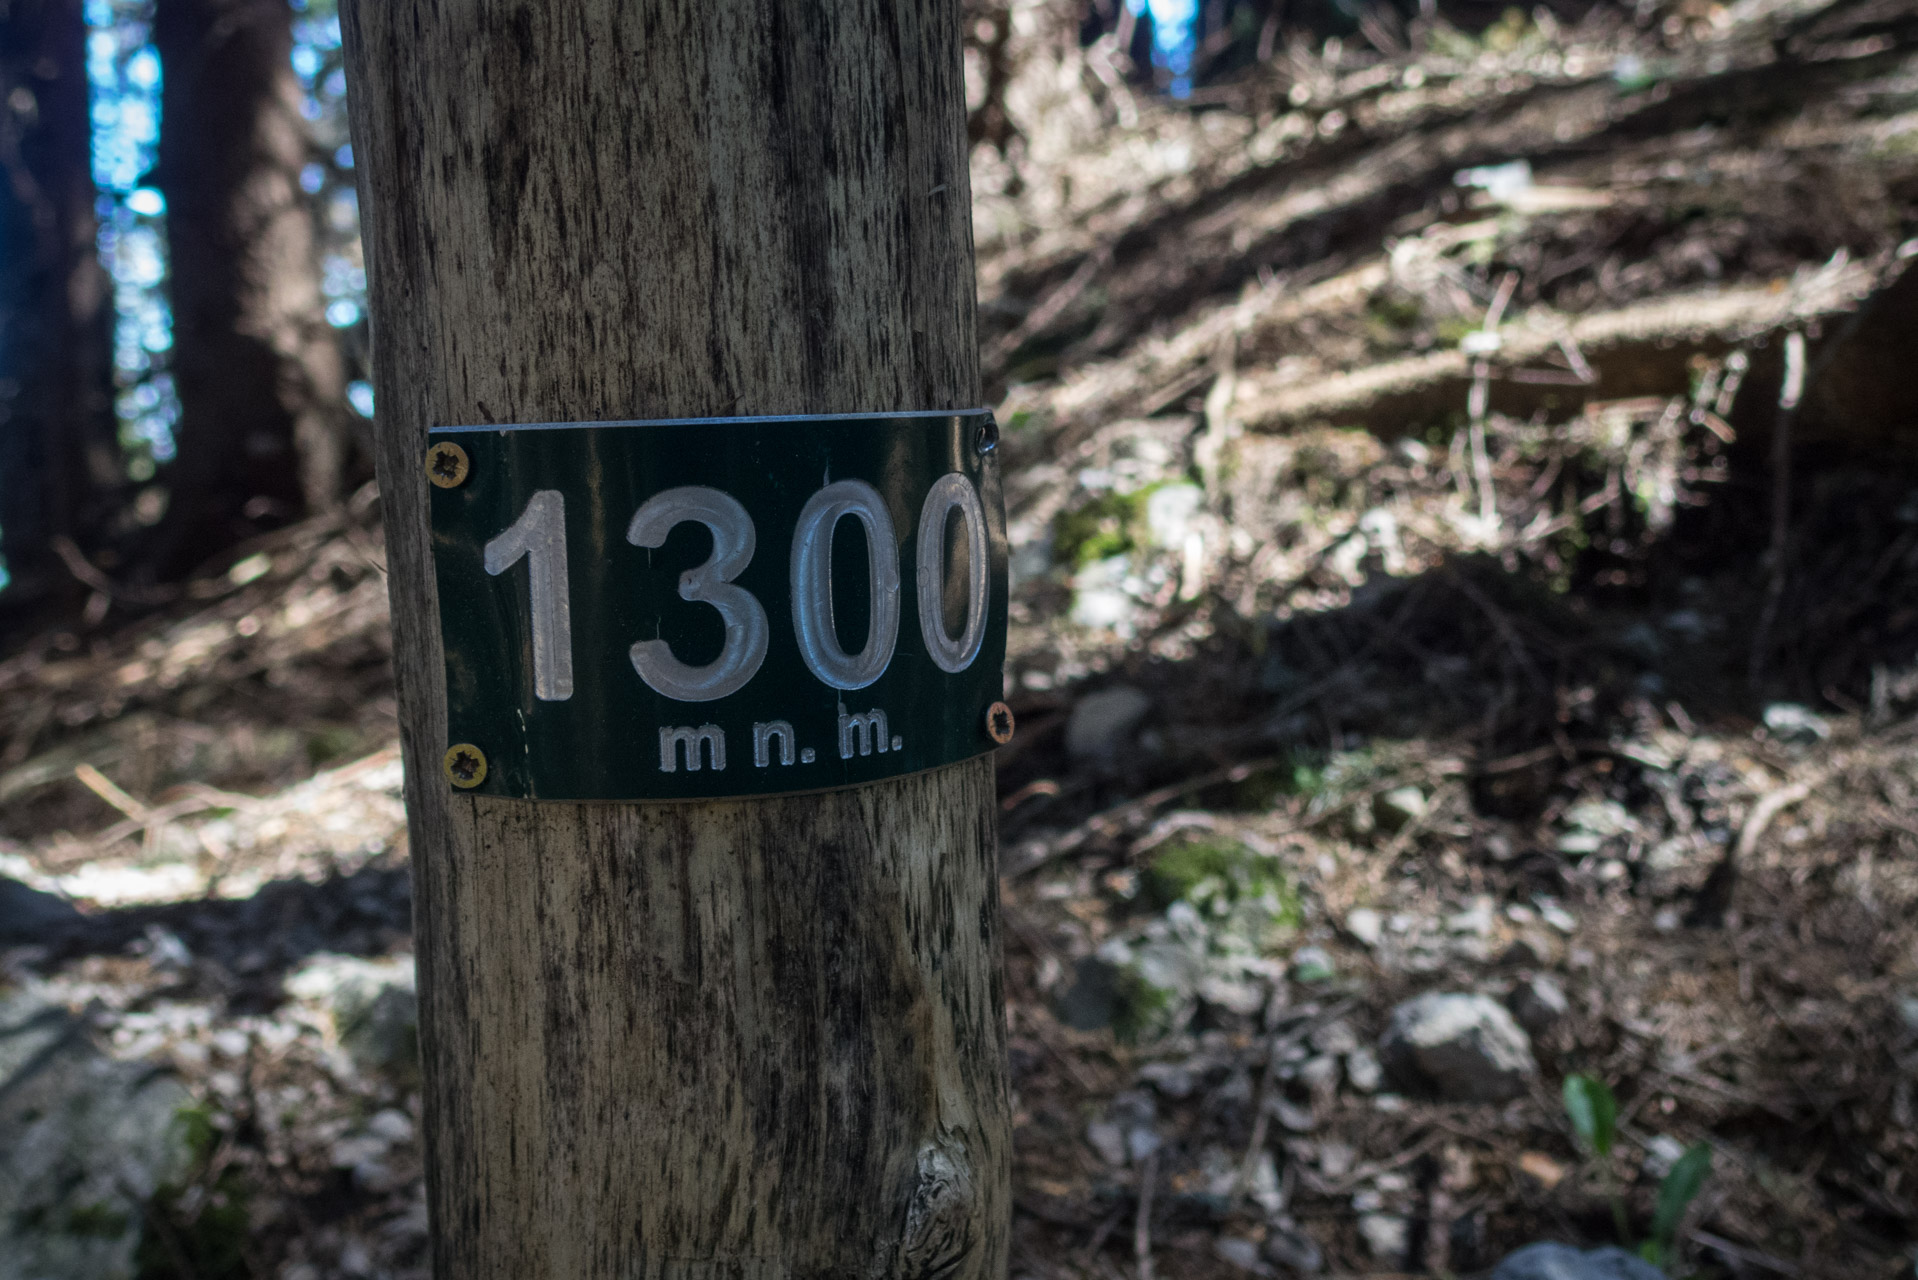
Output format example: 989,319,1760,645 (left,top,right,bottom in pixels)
443,743,488,789
426,441,470,488
984,701,1016,745
974,415,1000,455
